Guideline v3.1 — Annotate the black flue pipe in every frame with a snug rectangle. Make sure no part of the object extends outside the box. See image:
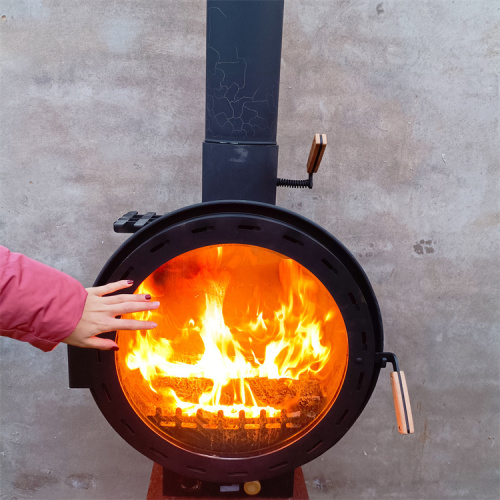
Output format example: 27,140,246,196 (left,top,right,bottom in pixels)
202,0,284,204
